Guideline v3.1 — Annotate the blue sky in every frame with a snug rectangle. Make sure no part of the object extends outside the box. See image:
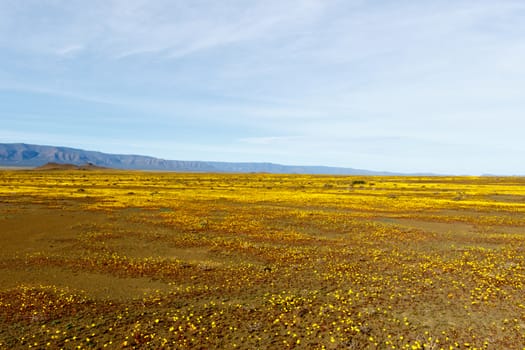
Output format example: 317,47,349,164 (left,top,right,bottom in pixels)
1,0,524,174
